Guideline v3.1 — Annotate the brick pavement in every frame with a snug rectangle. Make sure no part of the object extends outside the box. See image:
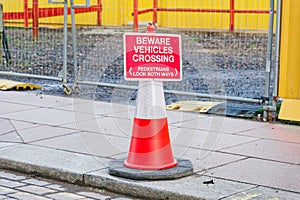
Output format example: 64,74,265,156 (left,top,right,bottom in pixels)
0,170,137,200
